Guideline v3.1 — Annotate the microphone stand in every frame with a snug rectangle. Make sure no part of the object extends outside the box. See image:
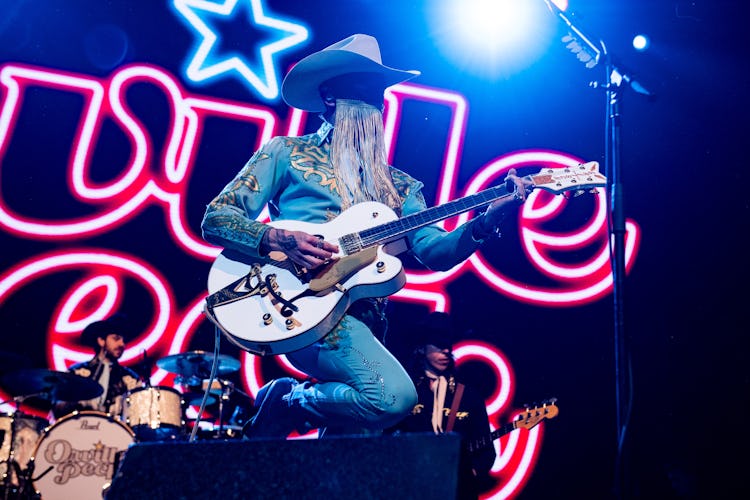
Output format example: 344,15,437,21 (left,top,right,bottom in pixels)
542,2,654,498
